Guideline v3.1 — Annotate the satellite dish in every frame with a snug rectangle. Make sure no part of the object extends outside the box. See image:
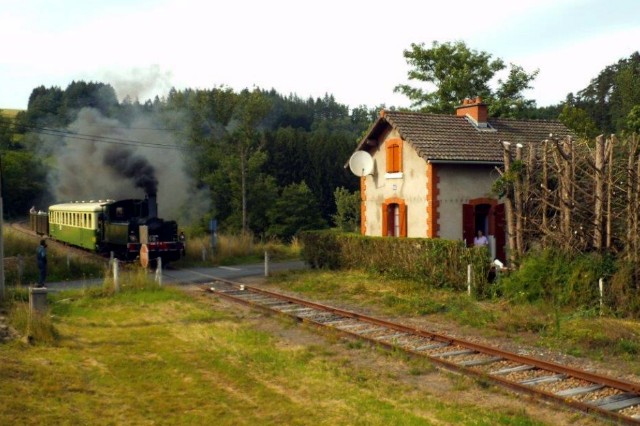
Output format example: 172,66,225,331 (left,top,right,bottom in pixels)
349,151,374,177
